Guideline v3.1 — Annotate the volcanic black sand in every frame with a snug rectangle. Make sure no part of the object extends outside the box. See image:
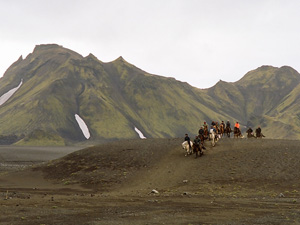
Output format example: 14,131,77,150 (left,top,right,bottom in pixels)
1,137,300,224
